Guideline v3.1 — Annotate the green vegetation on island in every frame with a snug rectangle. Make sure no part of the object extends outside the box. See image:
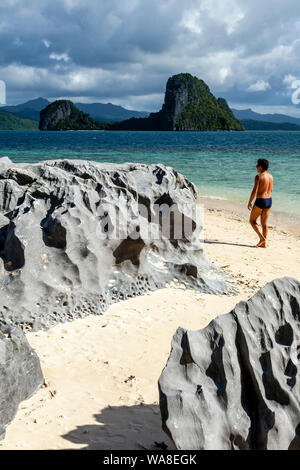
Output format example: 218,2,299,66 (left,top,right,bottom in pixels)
39,100,110,130
113,73,244,131
164,75,244,131
0,111,38,130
